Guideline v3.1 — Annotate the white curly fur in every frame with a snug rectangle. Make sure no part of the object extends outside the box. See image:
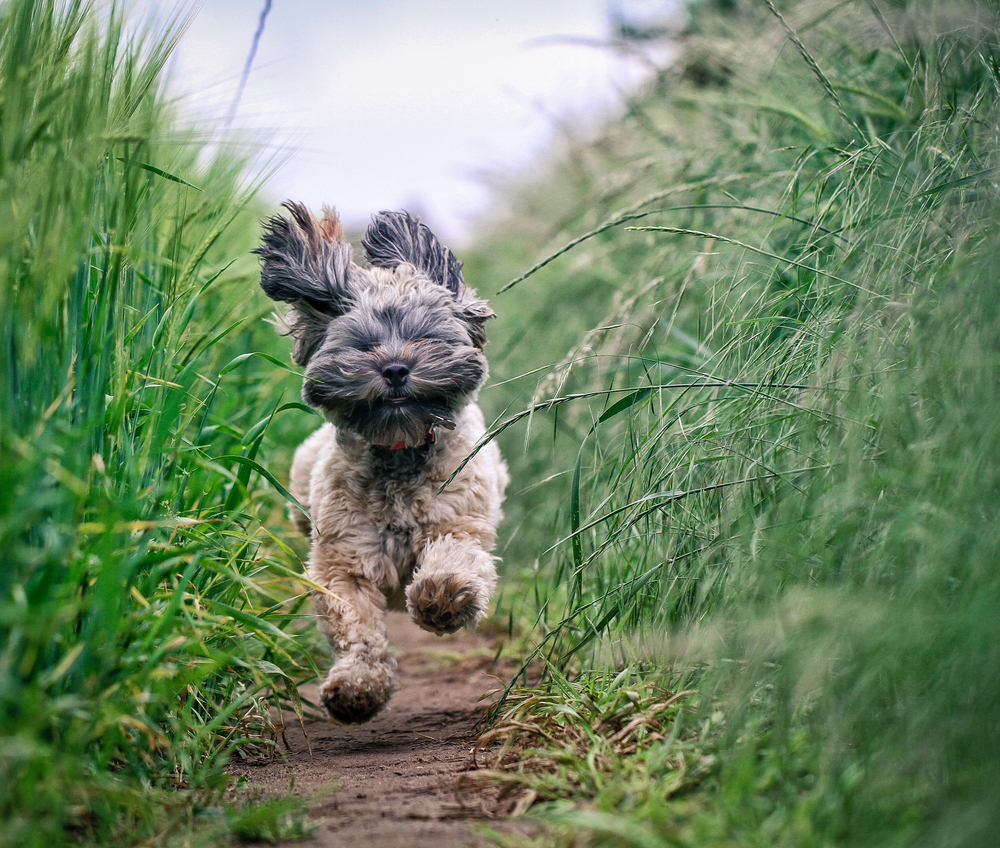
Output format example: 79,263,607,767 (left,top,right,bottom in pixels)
290,407,507,723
